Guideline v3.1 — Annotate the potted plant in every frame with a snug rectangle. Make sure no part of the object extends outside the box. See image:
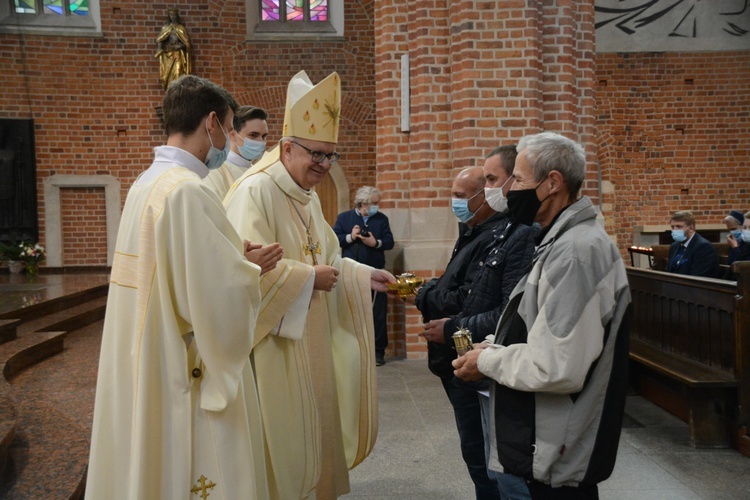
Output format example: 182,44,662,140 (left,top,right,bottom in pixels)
1,242,46,275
